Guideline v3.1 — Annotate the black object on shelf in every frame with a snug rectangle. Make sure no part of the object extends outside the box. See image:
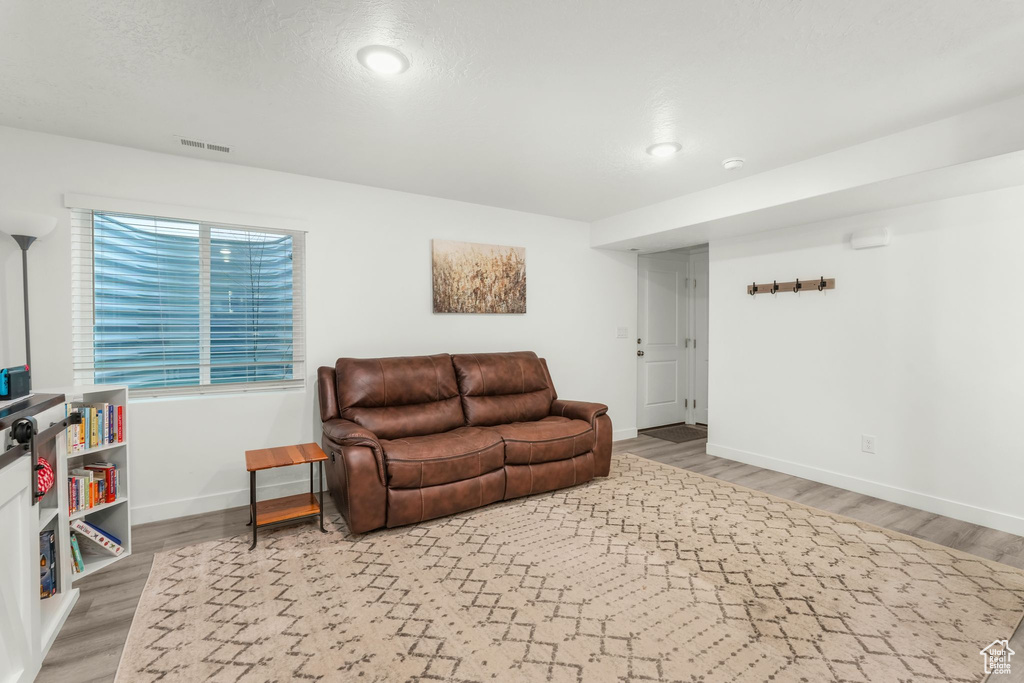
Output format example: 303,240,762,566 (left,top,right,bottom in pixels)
0,364,31,401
